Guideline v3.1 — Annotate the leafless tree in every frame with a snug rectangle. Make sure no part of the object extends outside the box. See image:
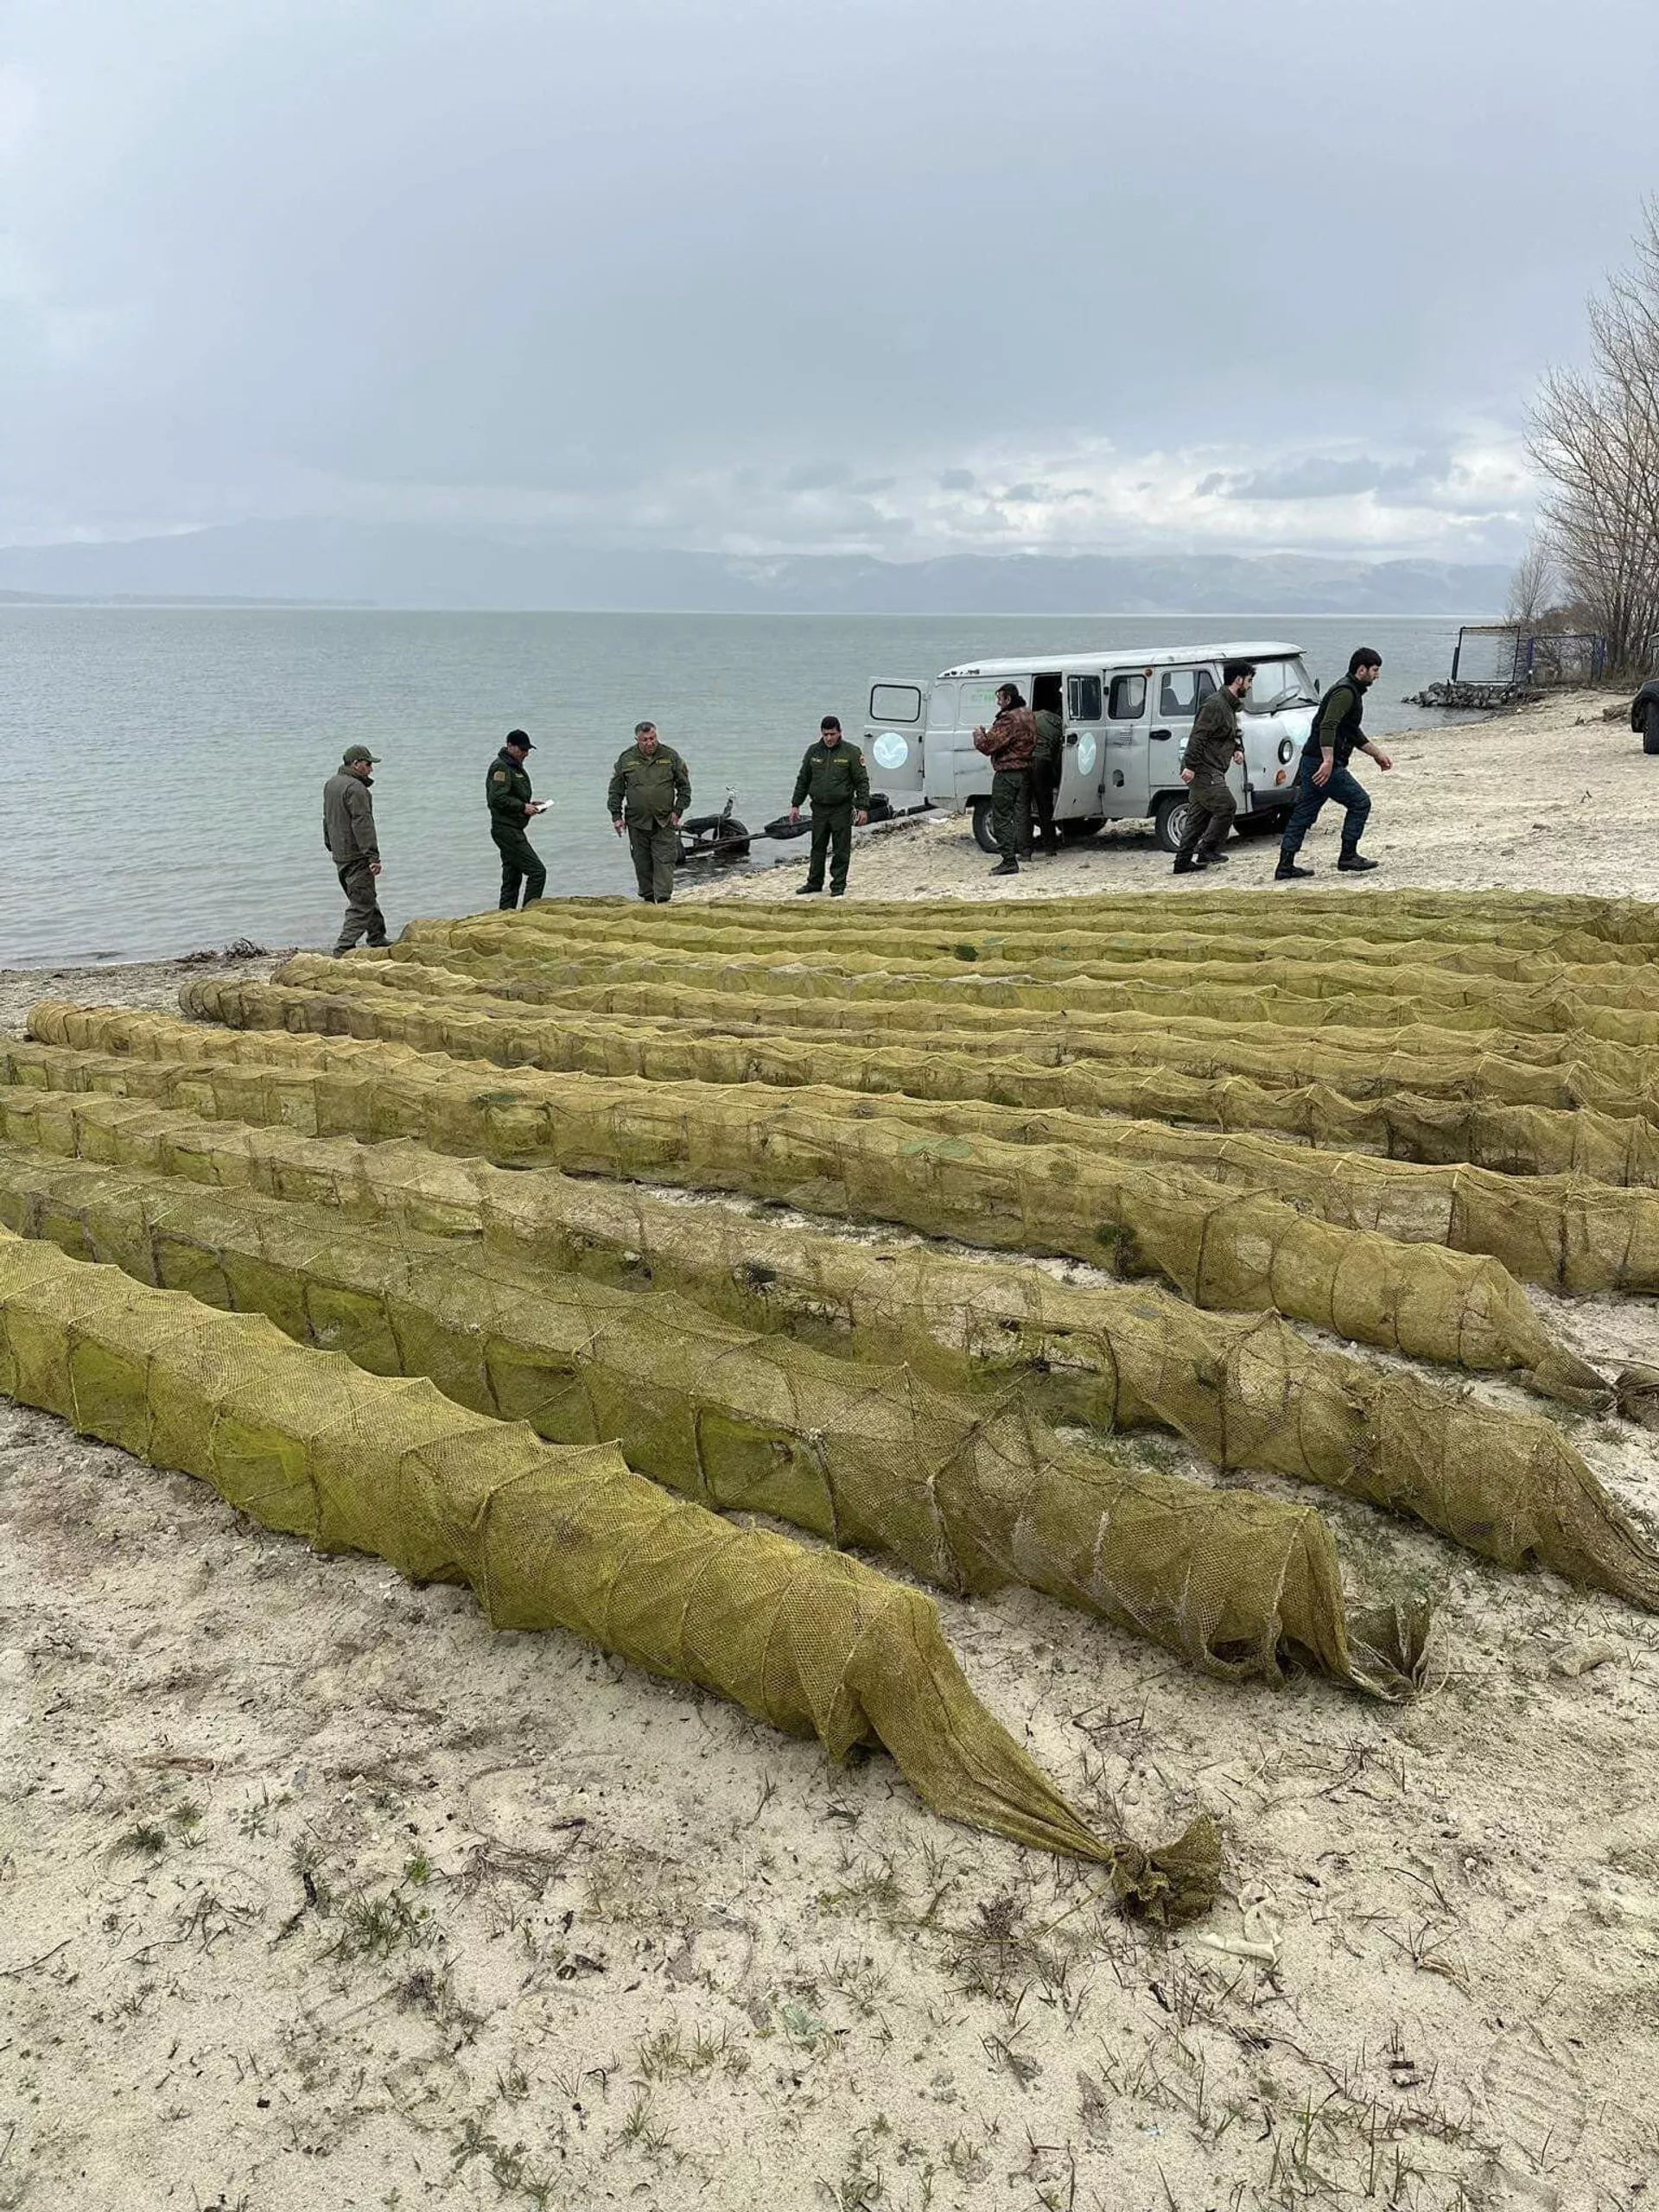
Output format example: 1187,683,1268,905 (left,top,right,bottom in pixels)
1504,531,1557,626
1526,200,1659,674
